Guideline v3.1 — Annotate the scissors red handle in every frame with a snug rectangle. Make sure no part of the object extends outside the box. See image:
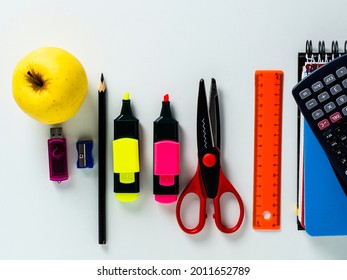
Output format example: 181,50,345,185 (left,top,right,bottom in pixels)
213,168,244,233
176,167,207,234
176,166,244,234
